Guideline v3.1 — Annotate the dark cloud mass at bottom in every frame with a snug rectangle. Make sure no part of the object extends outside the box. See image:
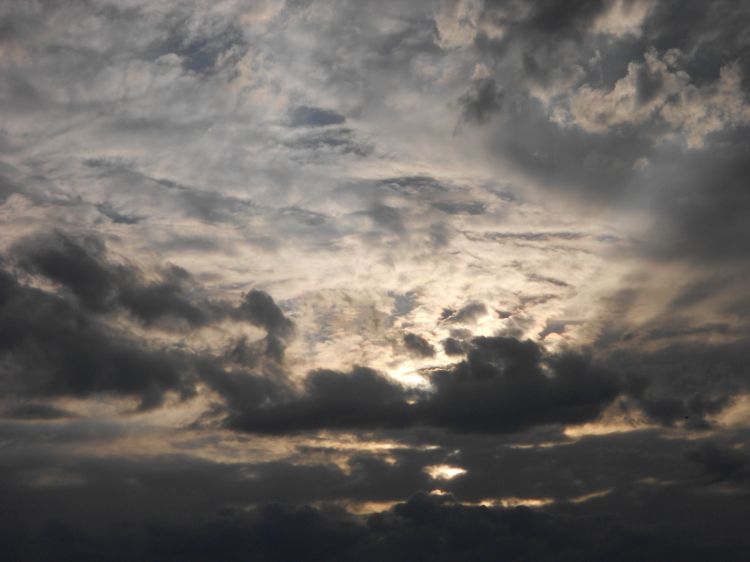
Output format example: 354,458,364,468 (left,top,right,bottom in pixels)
1,0,750,559
4,492,749,562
